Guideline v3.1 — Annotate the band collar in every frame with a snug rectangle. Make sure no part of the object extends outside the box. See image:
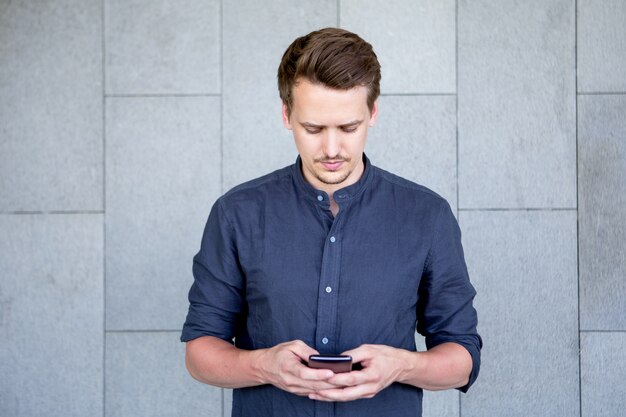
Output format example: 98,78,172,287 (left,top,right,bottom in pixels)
292,154,374,204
